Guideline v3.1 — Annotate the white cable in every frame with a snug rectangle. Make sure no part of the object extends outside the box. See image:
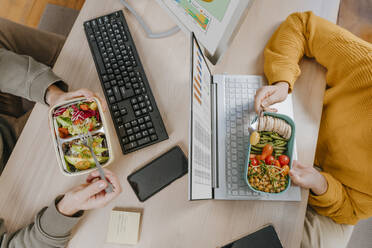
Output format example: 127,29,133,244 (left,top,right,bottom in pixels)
119,0,180,39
